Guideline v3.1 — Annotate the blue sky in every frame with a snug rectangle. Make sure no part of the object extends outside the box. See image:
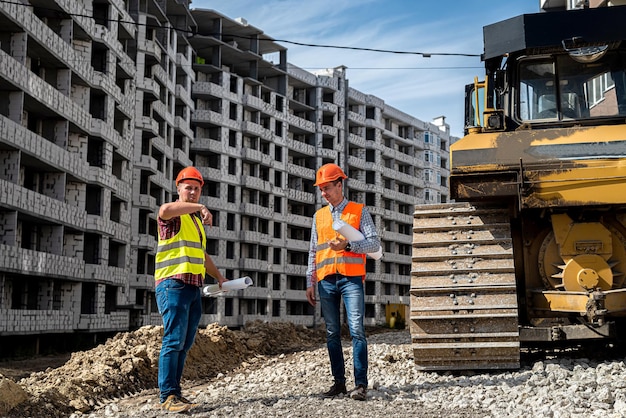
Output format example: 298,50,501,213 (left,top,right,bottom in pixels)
193,1,541,137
